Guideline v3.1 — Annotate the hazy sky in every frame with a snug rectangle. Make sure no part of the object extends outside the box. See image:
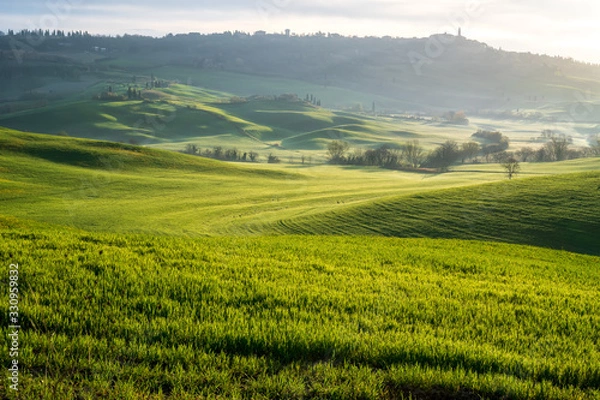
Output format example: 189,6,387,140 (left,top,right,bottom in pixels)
2,0,599,63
